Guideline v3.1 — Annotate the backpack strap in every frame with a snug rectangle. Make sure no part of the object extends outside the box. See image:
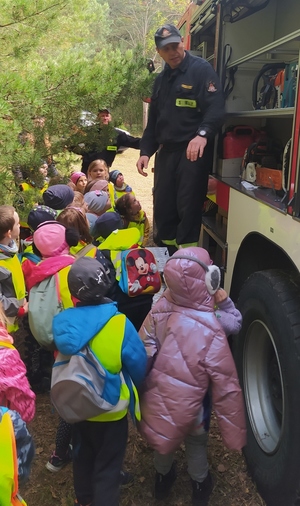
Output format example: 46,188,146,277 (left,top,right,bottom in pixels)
75,244,96,259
